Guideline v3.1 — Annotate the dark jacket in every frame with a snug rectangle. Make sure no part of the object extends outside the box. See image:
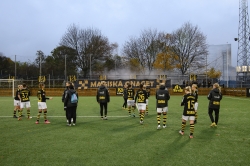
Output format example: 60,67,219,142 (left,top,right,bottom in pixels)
156,85,170,108
62,87,68,102
207,88,222,109
96,85,110,103
123,88,128,99
64,89,78,108
146,88,150,98
193,89,198,102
